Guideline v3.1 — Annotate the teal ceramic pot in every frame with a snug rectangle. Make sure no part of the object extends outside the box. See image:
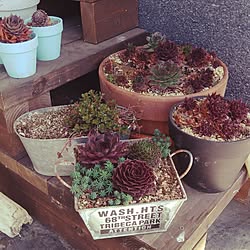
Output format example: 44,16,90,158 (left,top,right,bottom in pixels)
0,32,38,78
168,100,250,193
26,16,63,61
